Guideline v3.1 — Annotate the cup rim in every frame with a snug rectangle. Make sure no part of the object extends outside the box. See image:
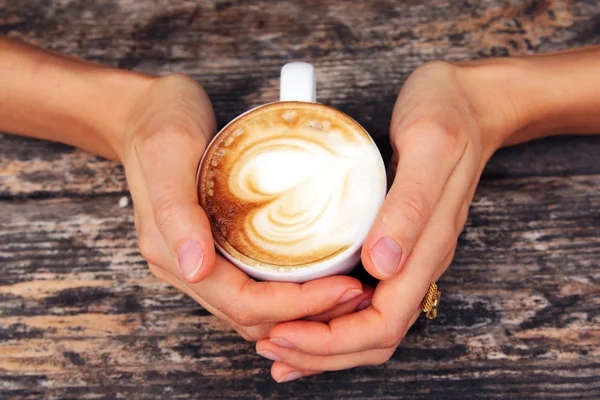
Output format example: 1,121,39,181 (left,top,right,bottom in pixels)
195,101,387,280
